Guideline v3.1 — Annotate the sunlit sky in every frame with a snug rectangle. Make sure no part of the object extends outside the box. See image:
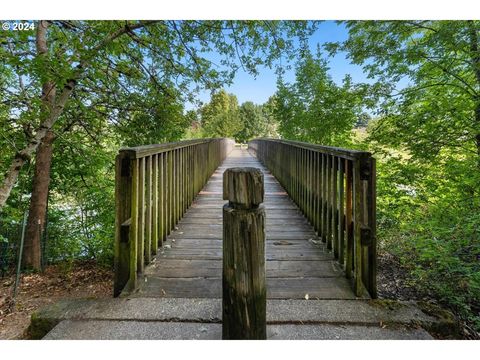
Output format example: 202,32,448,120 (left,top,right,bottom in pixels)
186,21,371,110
